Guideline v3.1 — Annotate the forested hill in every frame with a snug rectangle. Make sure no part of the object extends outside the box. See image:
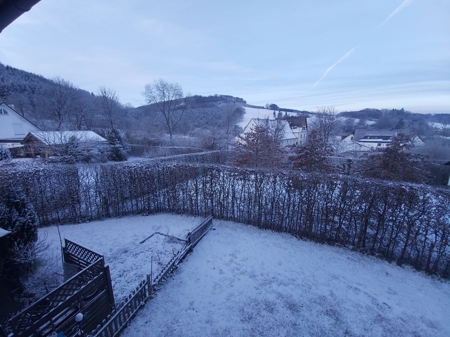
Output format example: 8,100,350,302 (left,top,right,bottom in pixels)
0,62,96,129
339,108,450,122
338,108,450,137
0,63,247,138
2,62,449,138
0,63,54,99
